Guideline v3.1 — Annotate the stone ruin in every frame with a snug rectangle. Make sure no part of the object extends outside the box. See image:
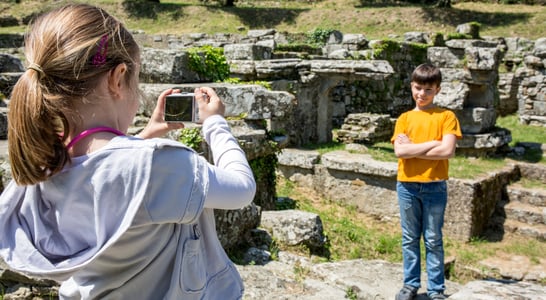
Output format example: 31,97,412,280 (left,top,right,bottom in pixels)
0,23,545,299
1,22,545,245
